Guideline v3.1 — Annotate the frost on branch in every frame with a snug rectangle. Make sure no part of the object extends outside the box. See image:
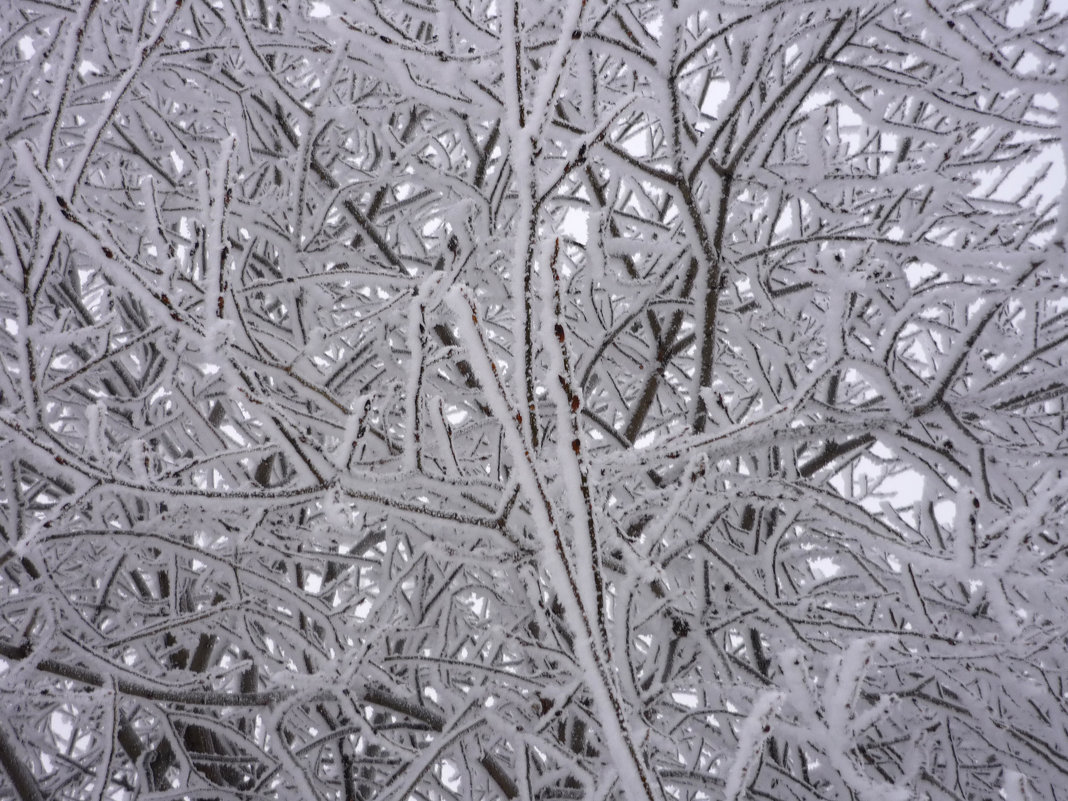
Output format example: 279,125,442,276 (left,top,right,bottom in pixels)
0,1,1066,800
